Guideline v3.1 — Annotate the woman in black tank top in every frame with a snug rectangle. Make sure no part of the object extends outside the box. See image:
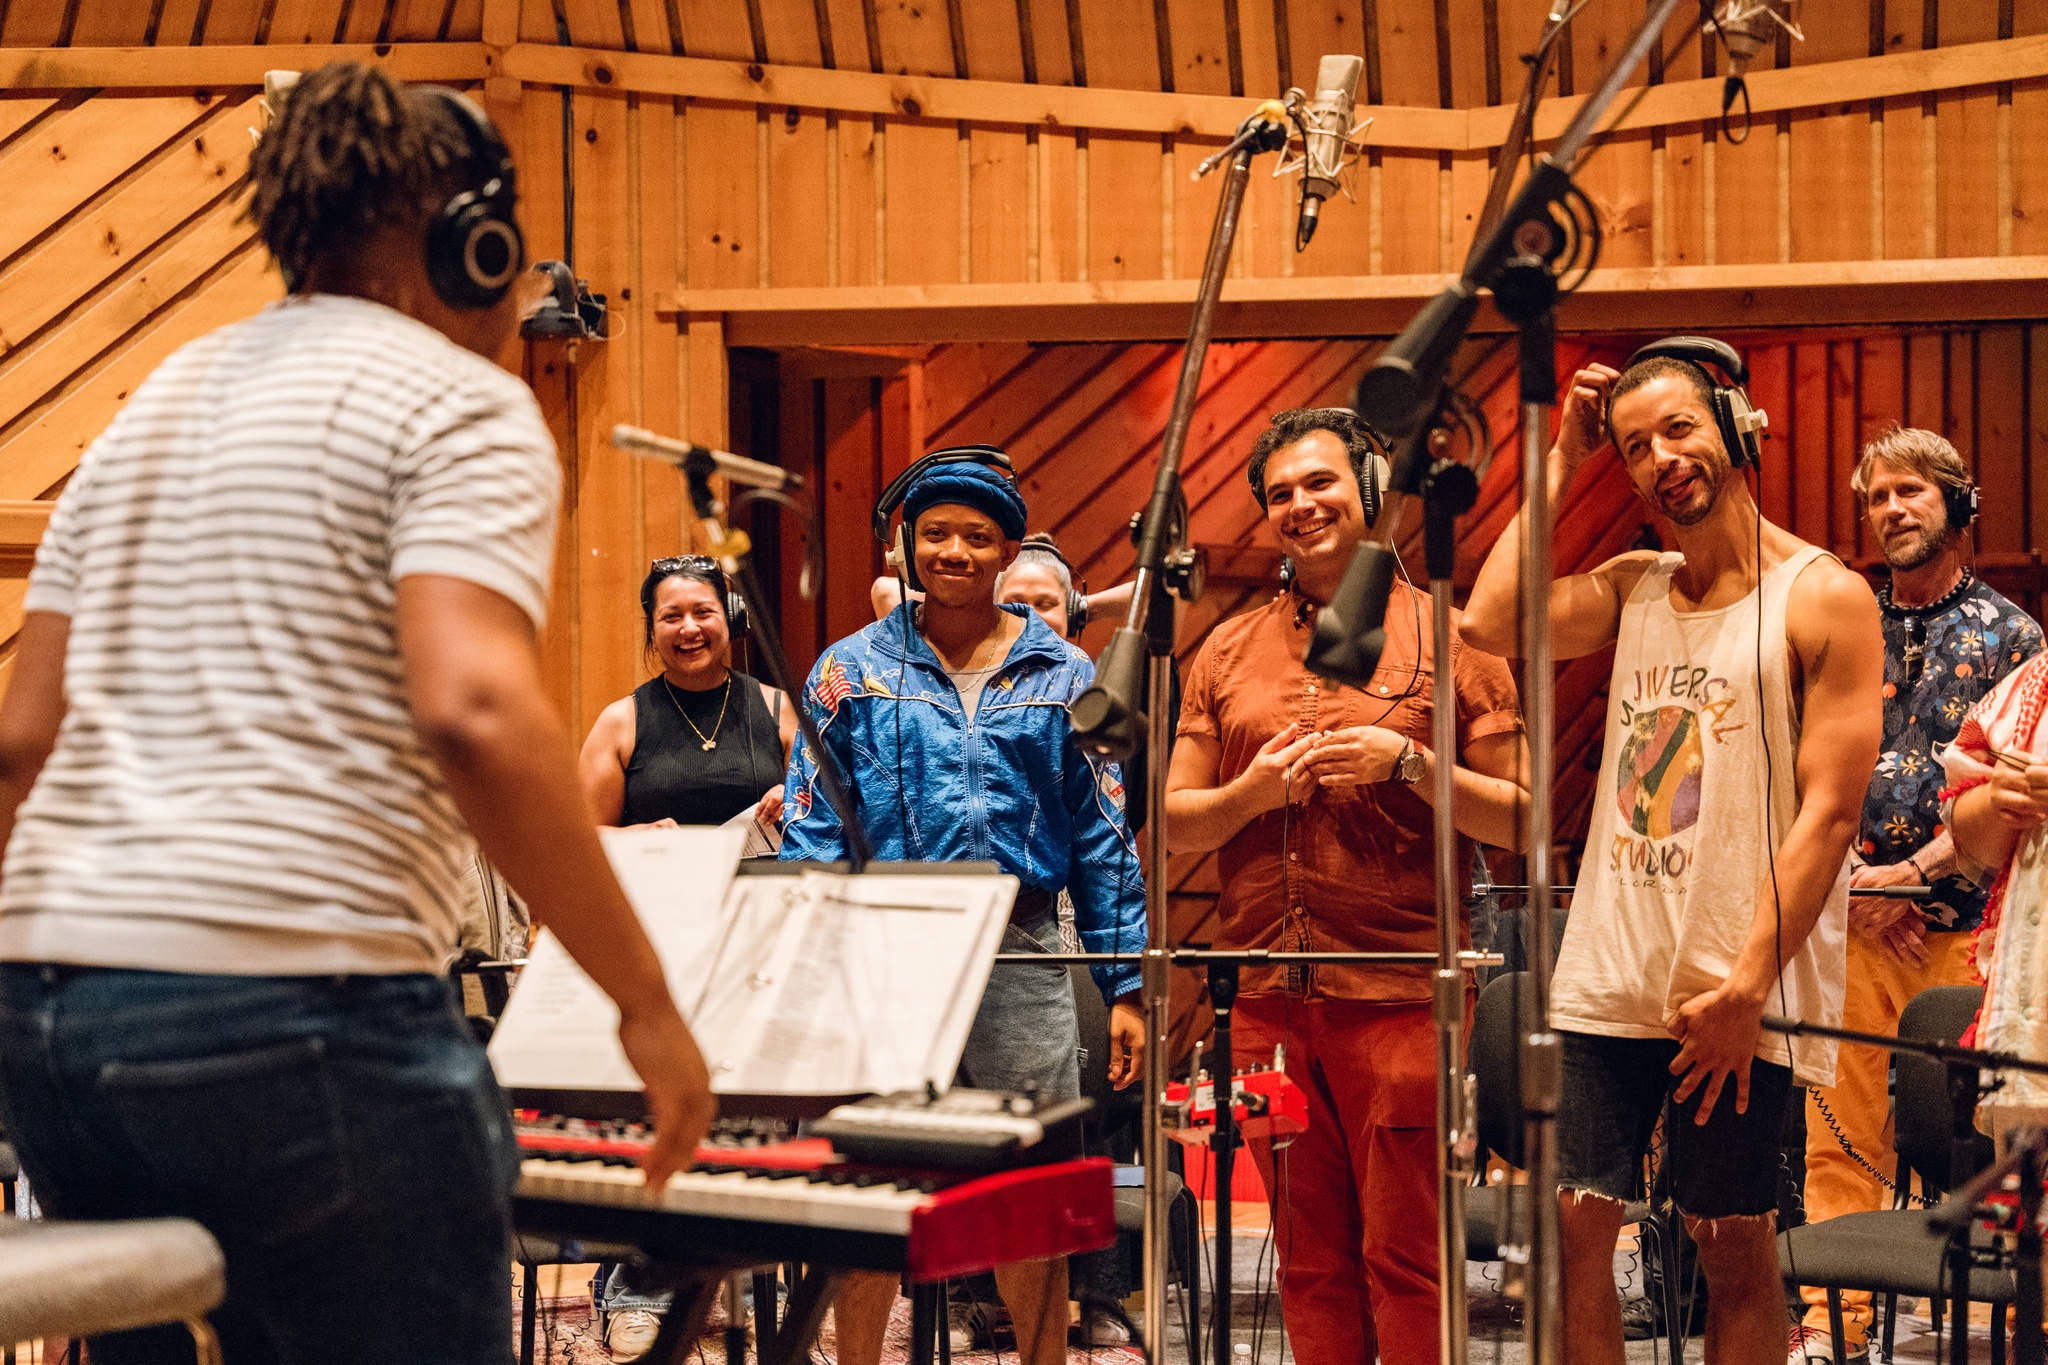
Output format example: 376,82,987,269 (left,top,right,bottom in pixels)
579,557,796,831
